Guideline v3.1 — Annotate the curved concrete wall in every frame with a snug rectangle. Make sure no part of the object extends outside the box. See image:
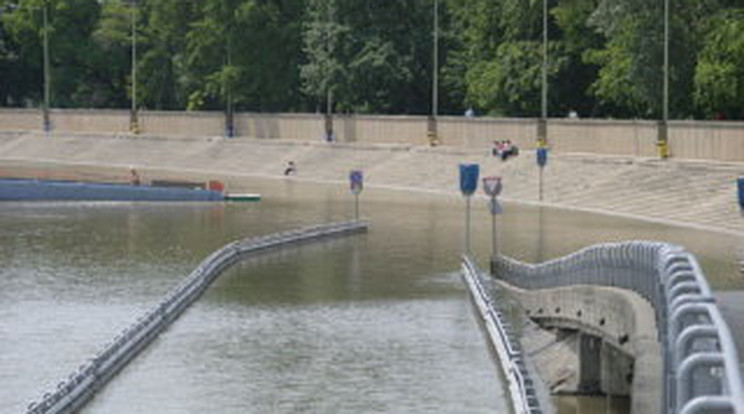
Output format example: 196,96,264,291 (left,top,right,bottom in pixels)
501,283,661,413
